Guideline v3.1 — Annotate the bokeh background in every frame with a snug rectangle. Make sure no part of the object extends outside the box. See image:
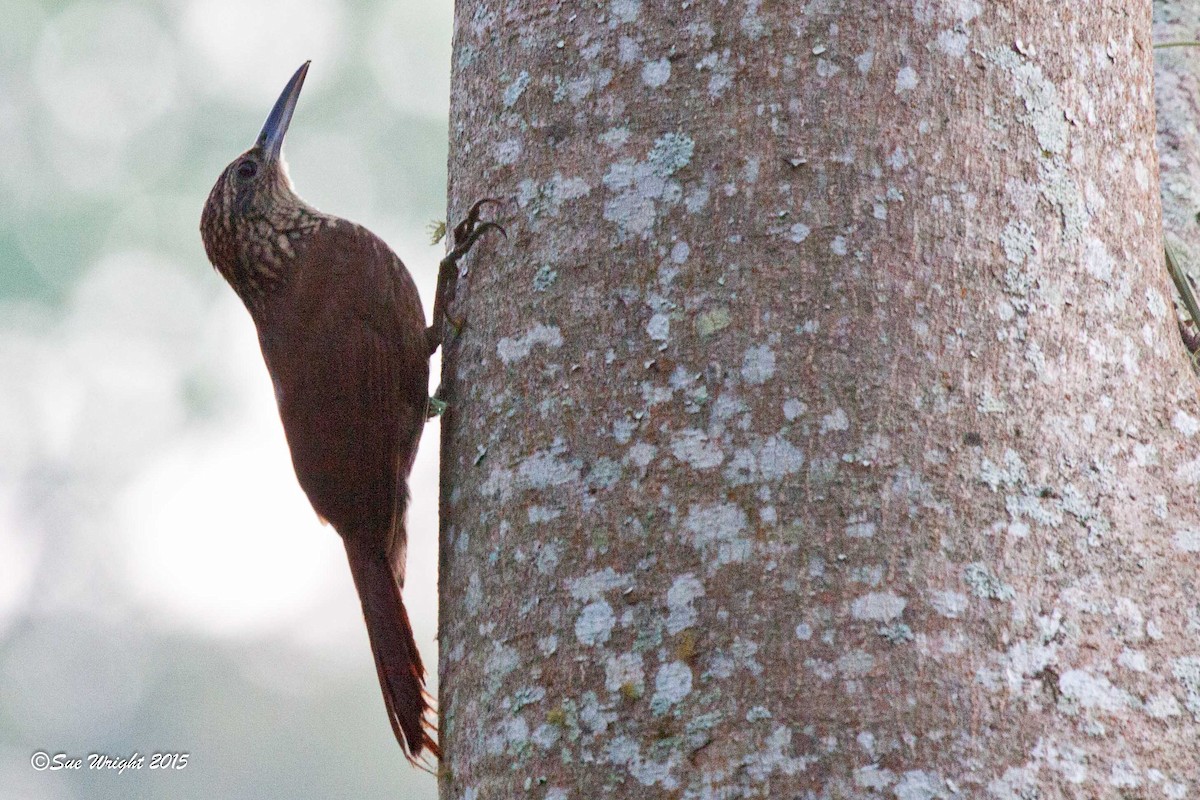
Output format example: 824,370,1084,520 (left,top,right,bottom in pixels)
0,1,455,797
